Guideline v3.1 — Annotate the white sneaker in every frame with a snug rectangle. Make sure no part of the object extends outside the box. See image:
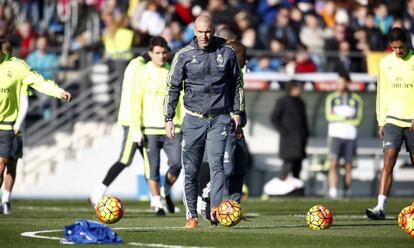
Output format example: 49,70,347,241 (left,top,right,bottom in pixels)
263,177,295,195
89,192,102,209
196,196,210,220
197,196,205,215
